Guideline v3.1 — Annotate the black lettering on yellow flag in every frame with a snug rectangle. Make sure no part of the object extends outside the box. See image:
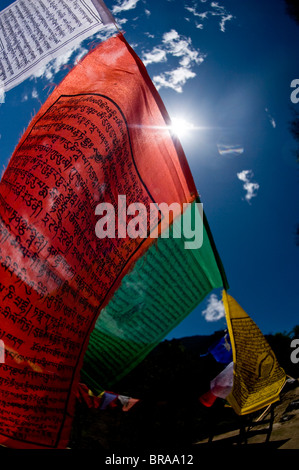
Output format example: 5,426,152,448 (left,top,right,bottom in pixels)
223,291,286,415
